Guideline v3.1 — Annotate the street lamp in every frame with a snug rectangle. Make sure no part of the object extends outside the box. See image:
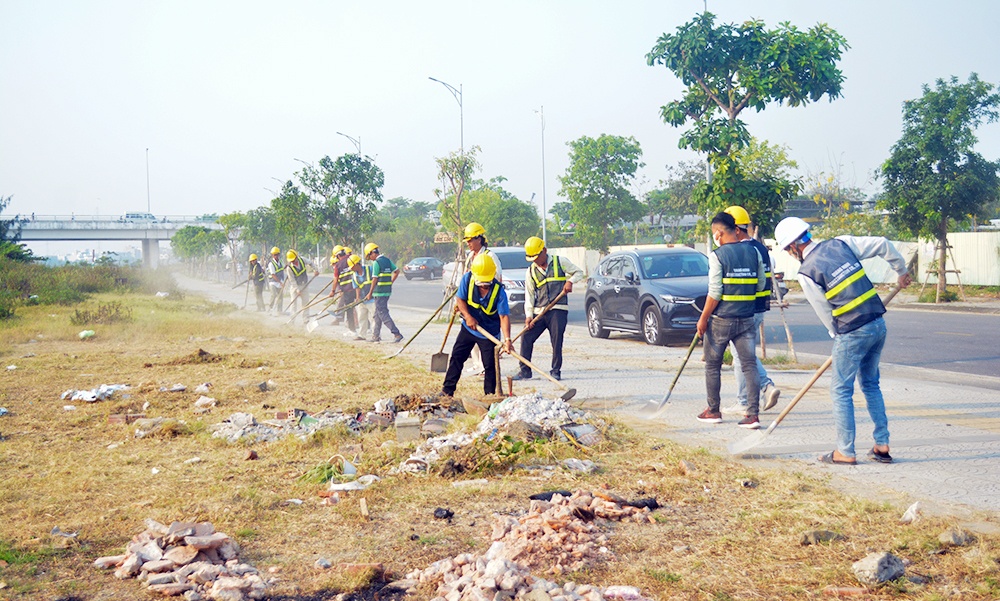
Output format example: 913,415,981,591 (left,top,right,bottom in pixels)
336,132,361,155
534,106,547,245
428,76,463,152
145,148,151,214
